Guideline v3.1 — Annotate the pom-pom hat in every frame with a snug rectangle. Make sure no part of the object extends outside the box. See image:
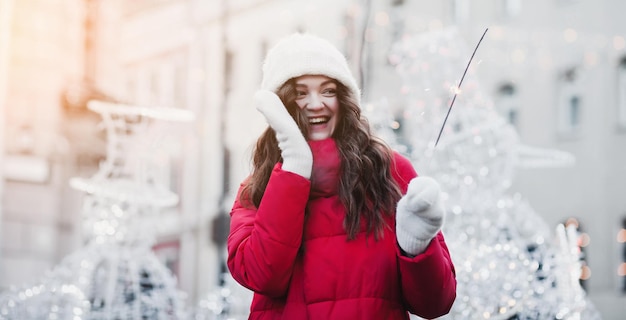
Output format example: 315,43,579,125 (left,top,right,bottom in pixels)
261,33,361,104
